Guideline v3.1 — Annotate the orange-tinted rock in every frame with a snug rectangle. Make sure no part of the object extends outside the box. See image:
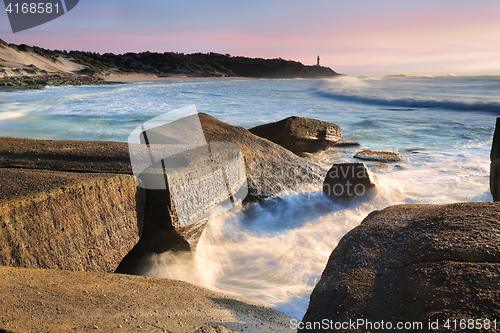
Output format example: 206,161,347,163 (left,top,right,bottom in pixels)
354,149,402,162
301,202,500,332
331,141,360,147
